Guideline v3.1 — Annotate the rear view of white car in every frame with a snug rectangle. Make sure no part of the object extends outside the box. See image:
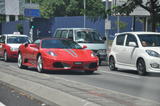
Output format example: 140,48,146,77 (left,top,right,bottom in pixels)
109,32,160,75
